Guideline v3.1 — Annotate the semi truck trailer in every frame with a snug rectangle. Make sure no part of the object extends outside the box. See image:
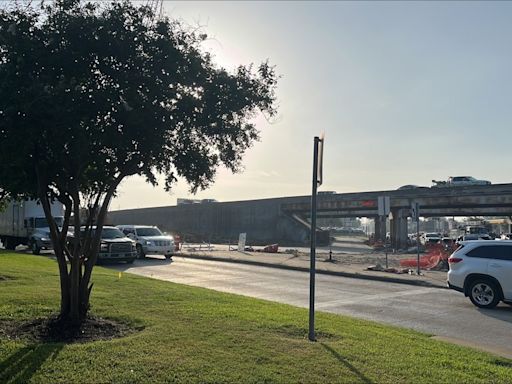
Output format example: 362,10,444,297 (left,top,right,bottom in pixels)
0,200,64,253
